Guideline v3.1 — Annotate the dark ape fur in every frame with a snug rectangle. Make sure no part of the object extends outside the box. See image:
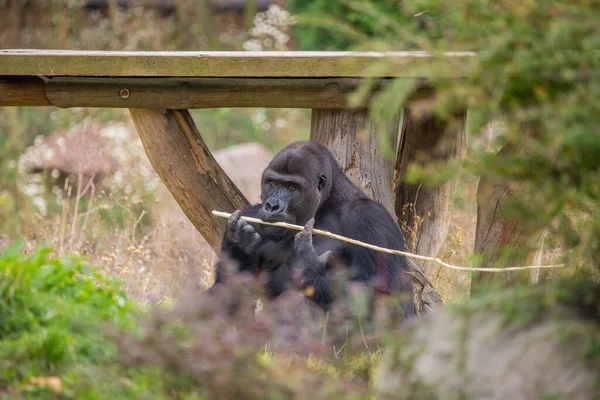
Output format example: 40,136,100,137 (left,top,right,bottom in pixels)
213,140,415,316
